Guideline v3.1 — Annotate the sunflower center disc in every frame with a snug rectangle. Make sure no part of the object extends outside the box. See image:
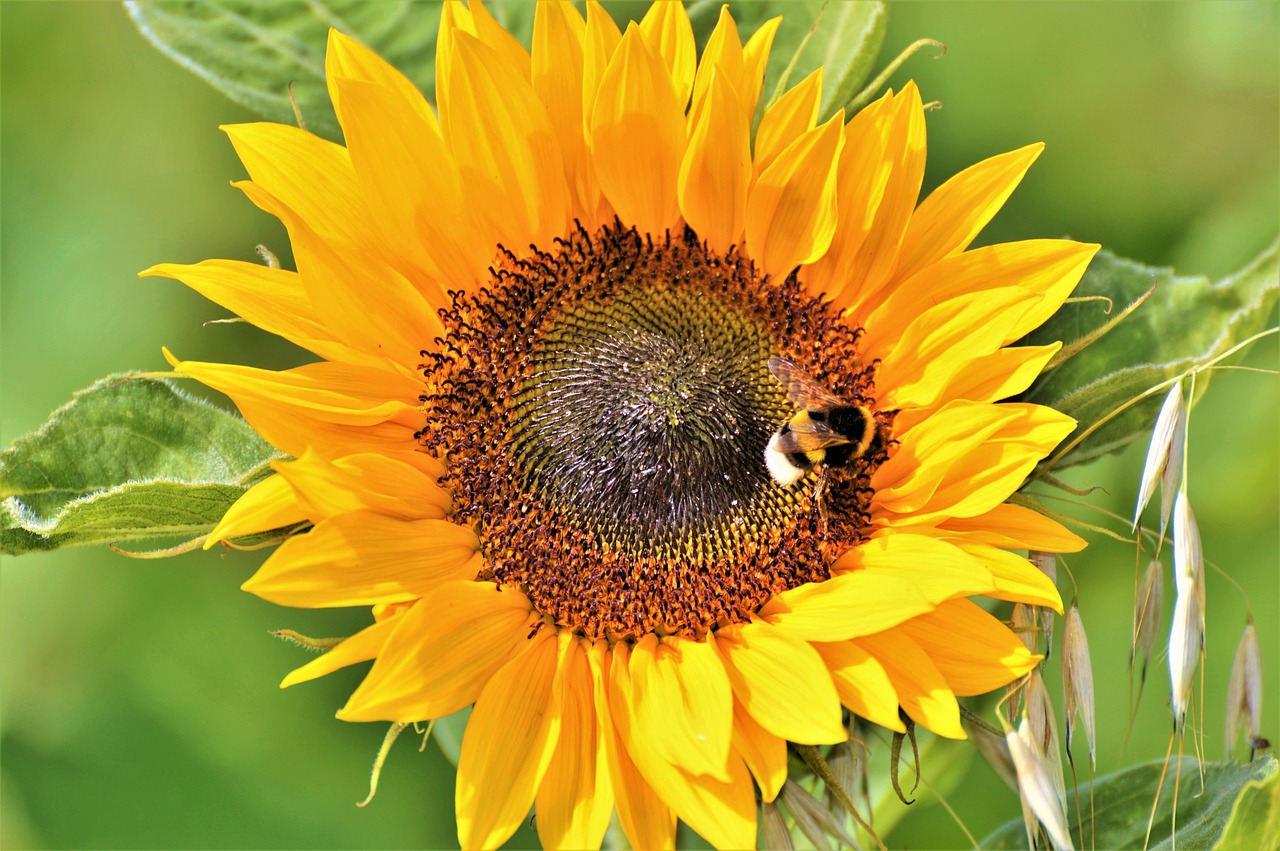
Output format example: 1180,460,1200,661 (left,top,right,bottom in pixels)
422,223,883,642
